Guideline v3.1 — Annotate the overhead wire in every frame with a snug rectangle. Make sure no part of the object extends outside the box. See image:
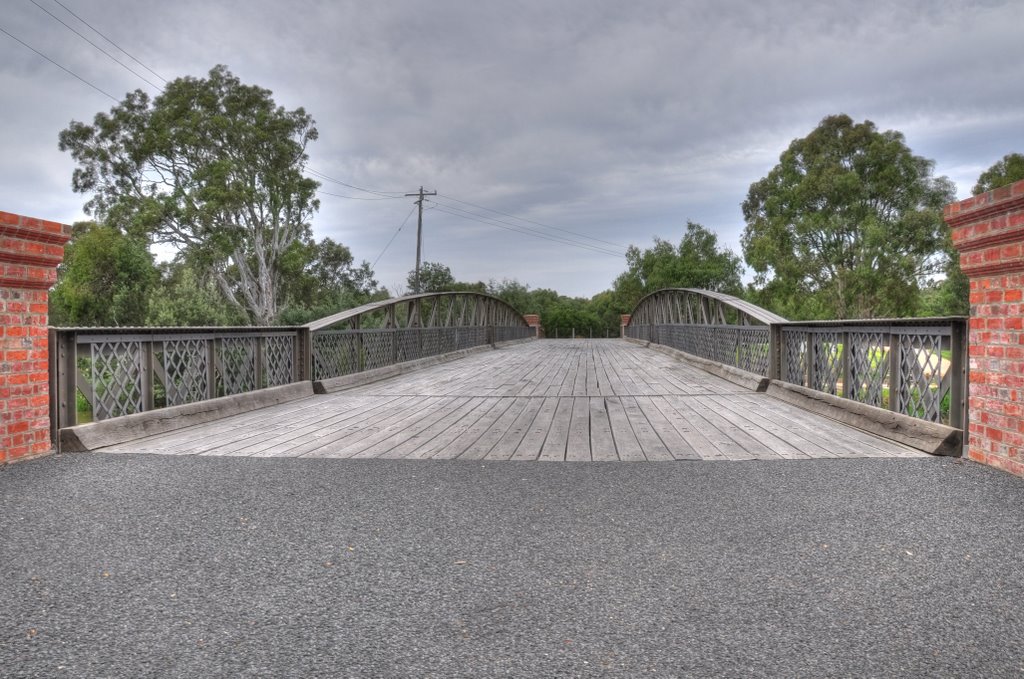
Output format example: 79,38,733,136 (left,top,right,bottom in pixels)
28,0,162,91
0,23,118,101
426,201,625,258
306,167,406,198
49,0,166,83
372,205,417,269
435,192,628,251
317,189,401,201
